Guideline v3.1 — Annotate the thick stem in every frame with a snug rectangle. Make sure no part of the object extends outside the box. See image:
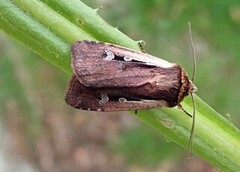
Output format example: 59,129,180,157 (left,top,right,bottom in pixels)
0,0,239,171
